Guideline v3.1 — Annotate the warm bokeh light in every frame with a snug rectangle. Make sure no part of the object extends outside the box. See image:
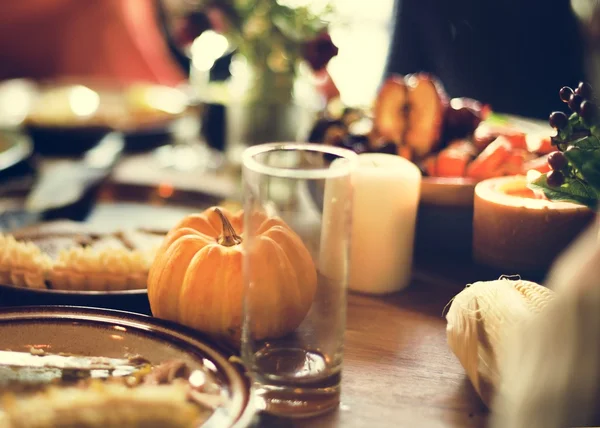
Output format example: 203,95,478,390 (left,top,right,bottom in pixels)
190,30,230,72
327,0,395,107
141,85,187,115
68,85,100,117
0,79,35,126
158,182,175,198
